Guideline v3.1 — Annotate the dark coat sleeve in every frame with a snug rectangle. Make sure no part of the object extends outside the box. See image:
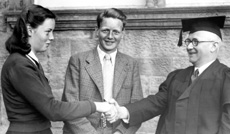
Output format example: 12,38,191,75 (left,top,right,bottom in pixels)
7,59,96,121
125,70,179,126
